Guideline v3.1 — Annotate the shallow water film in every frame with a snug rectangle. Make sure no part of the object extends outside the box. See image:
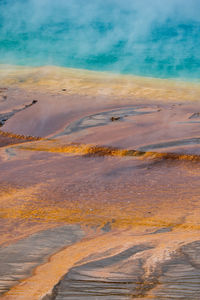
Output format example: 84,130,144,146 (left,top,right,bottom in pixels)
0,1,200,300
